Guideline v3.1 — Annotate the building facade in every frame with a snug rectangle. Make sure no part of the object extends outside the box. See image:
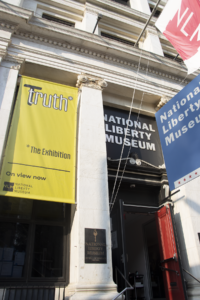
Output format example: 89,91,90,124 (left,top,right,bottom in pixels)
0,0,200,299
